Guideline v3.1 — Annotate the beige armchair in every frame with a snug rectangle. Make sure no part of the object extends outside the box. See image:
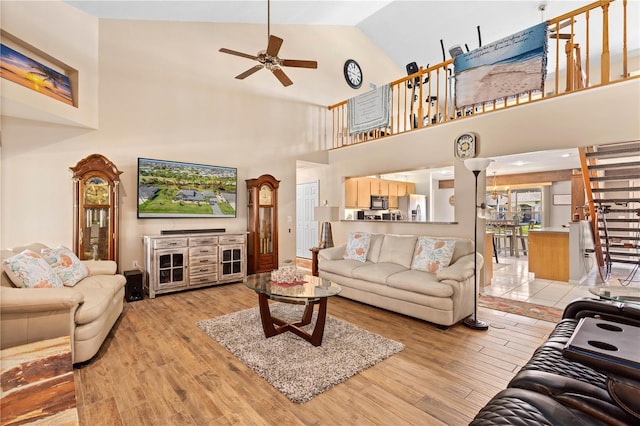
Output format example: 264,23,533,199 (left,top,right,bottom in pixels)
1,243,126,364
